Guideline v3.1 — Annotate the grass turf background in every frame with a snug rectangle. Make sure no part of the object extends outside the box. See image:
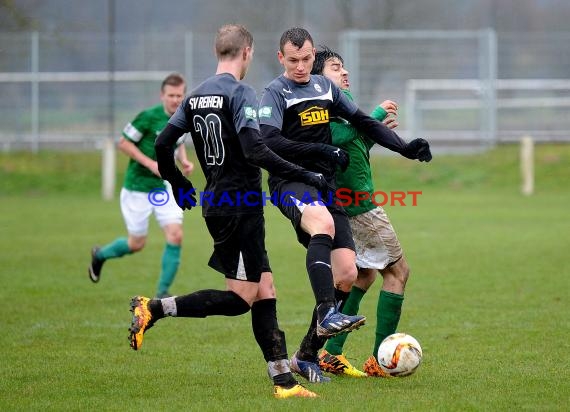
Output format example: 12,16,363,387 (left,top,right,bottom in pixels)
0,144,568,411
